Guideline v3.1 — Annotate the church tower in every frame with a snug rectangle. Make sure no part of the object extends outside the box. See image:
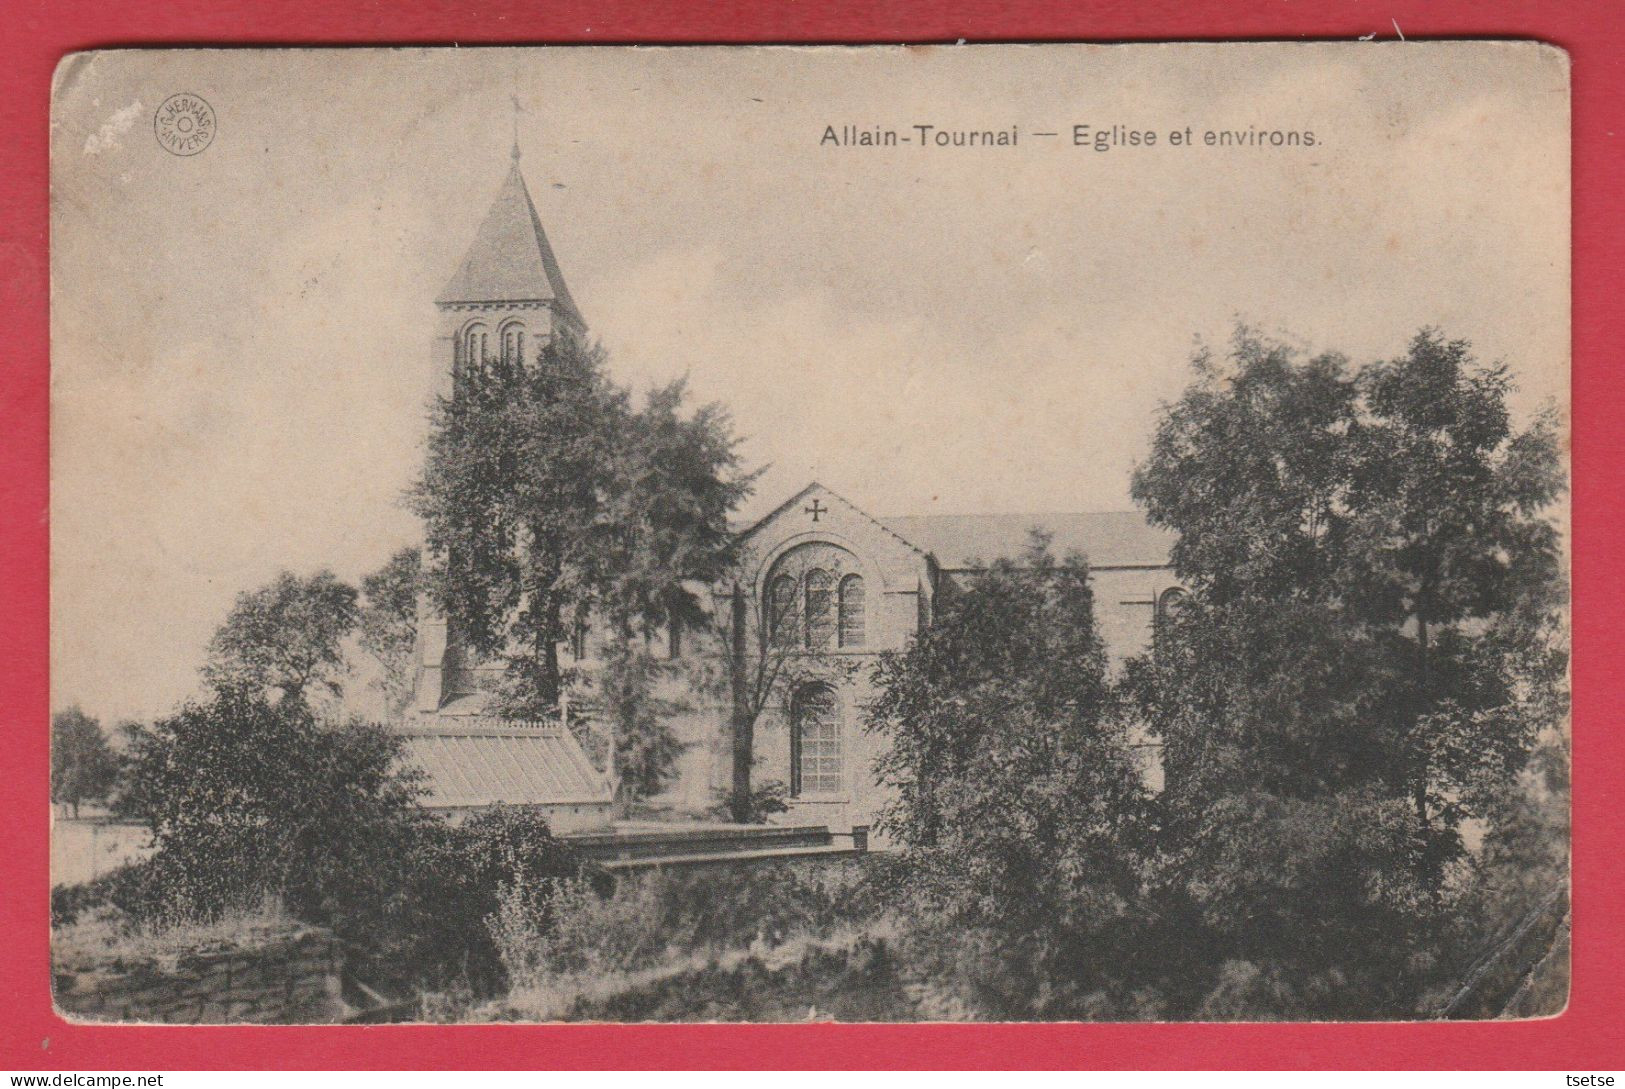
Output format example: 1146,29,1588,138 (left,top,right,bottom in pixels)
430,141,586,397
413,143,586,713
